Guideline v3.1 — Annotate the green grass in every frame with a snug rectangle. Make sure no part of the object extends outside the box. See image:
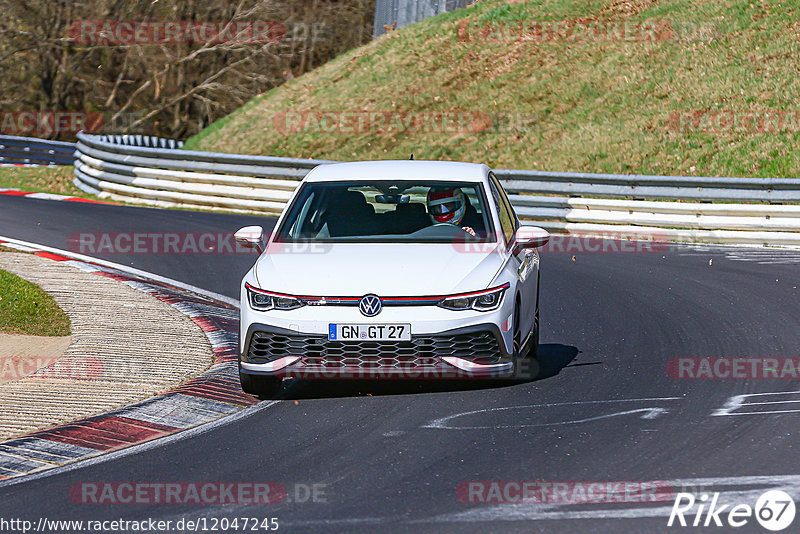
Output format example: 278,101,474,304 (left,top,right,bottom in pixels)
184,0,800,178
0,166,96,198
0,269,71,336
